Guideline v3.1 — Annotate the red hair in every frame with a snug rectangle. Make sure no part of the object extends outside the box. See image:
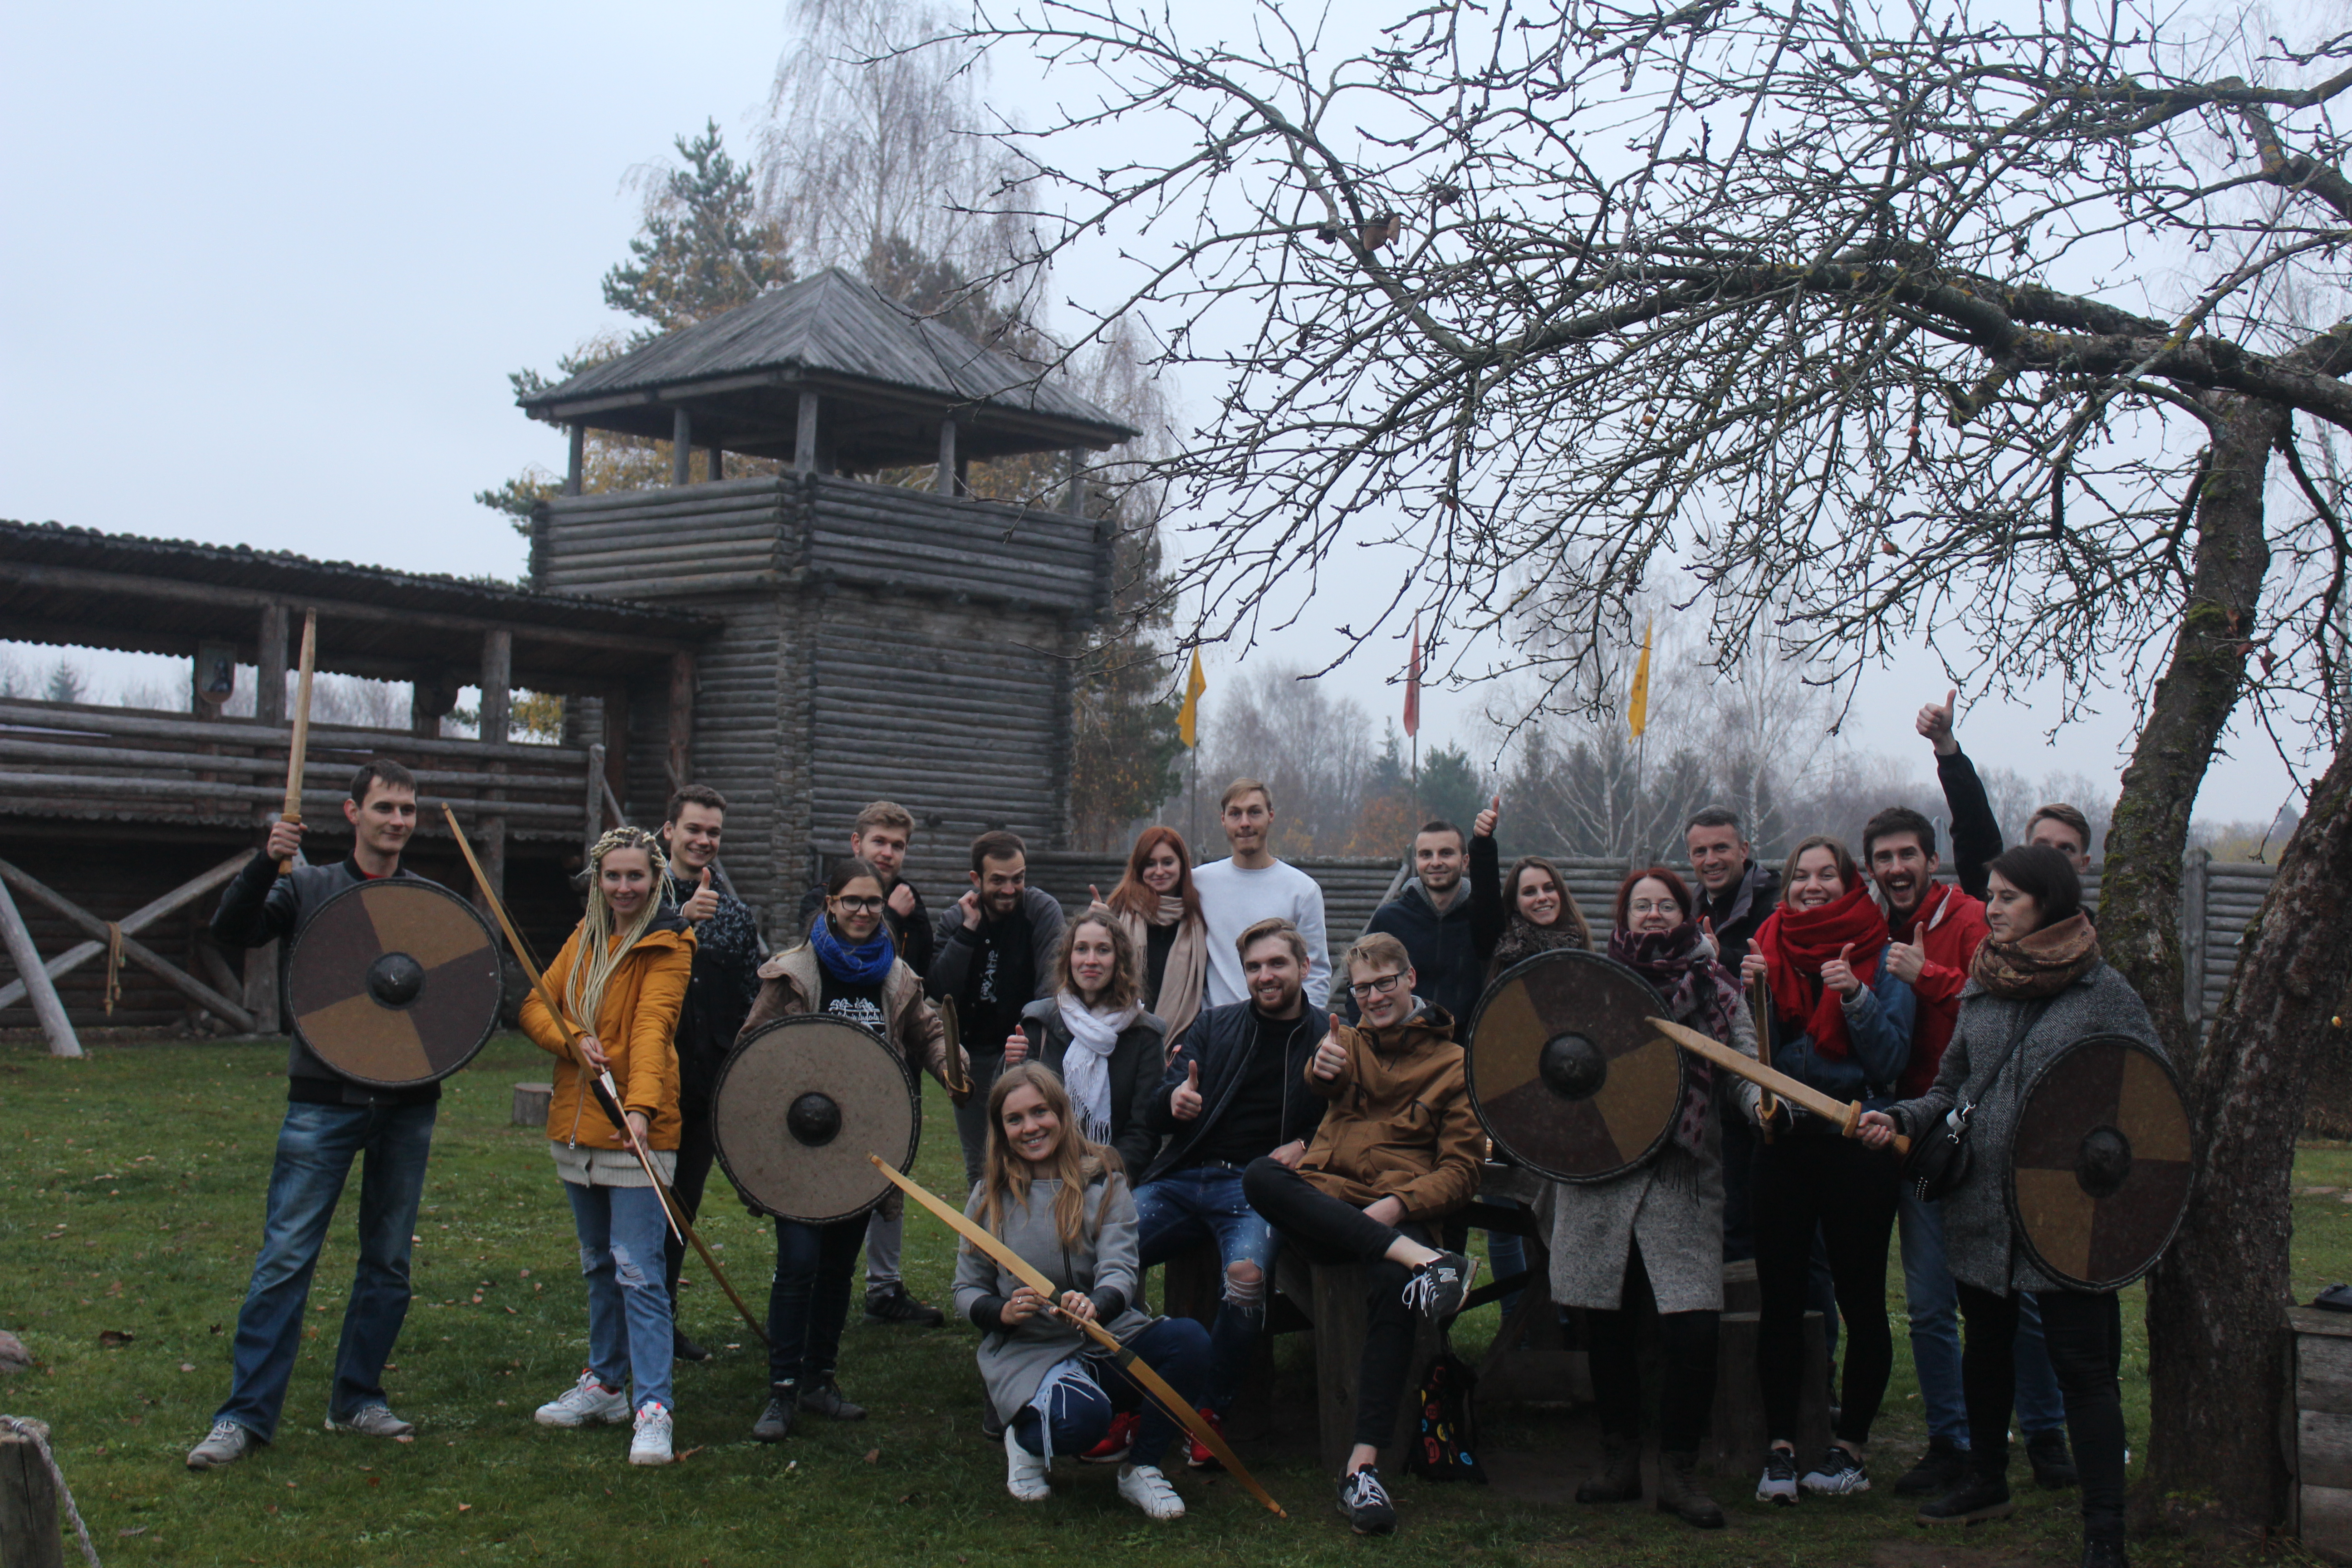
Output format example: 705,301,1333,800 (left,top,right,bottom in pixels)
1613,865,1697,929
1106,826,1202,926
